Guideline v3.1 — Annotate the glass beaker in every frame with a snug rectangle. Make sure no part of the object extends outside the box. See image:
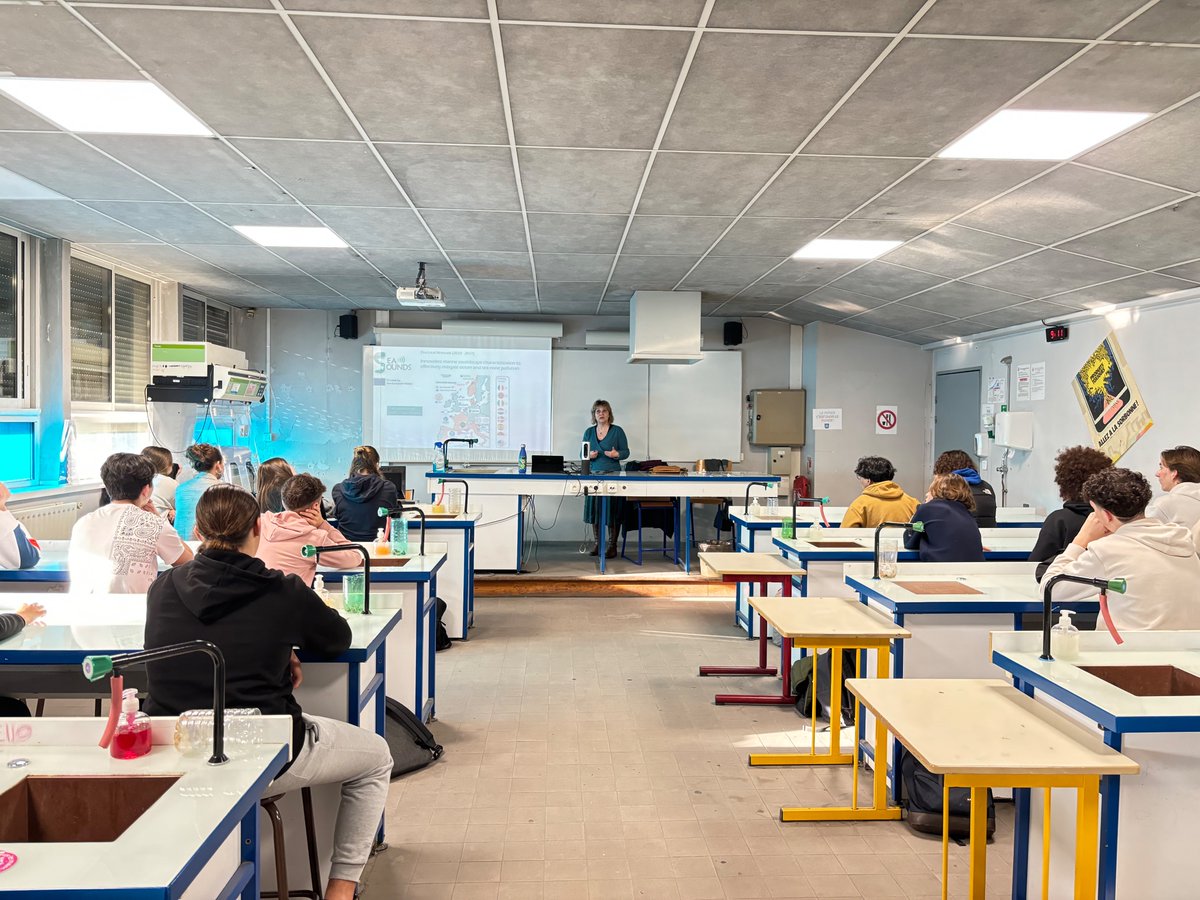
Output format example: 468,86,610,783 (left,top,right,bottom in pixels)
342,573,366,614
878,538,899,579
